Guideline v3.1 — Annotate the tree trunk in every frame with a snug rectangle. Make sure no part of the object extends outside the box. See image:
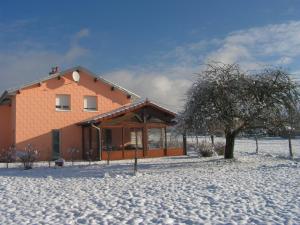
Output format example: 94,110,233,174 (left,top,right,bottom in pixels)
224,132,235,159
255,135,258,154
288,131,293,159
